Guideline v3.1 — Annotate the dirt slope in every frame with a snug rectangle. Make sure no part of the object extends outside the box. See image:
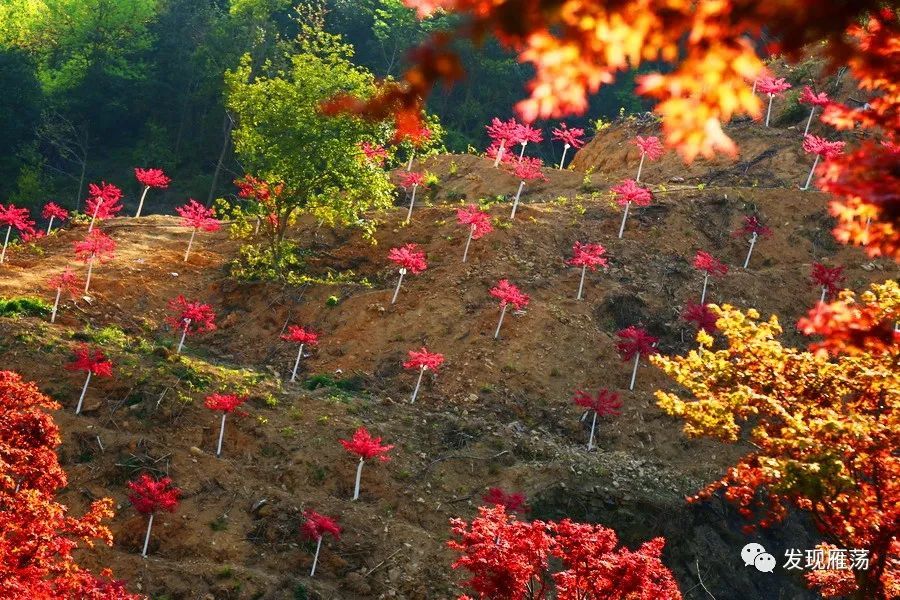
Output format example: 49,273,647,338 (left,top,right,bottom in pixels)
0,118,892,599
